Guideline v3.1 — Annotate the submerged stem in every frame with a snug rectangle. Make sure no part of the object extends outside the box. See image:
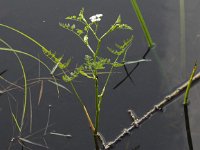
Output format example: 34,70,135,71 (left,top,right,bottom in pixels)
183,63,197,150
